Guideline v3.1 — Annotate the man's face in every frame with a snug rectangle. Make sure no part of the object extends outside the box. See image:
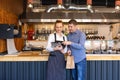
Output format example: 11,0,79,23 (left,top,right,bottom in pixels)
68,24,77,33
